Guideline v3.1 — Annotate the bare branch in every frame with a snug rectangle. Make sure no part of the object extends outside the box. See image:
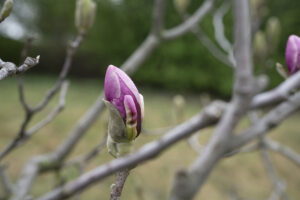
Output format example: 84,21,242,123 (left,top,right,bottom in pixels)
36,101,226,200
231,91,300,150
40,0,217,169
224,142,259,157
0,56,39,81
0,82,69,162
213,1,233,53
191,26,233,67
265,139,300,168
259,140,289,200
0,34,83,162
0,165,14,197
152,0,167,37
110,169,130,200
170,1,254,199
162,0,215,40
26,81,69,135
32,34,83,112
251,70,300,109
